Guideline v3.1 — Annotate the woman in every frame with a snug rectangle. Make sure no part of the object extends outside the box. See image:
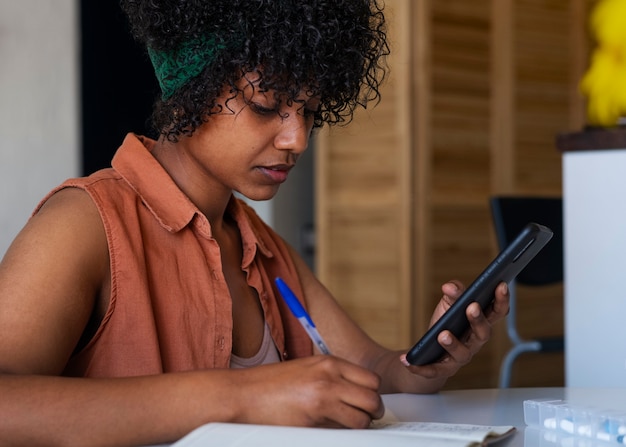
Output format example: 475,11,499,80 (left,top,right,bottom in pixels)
0,1,509,445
